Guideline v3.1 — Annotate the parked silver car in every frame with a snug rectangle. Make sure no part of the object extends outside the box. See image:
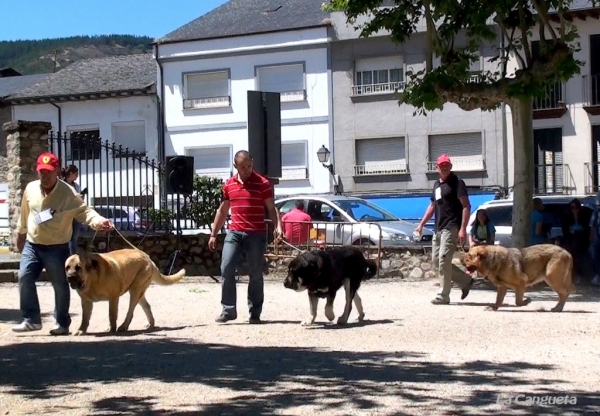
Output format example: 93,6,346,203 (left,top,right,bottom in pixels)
274,194,434,247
